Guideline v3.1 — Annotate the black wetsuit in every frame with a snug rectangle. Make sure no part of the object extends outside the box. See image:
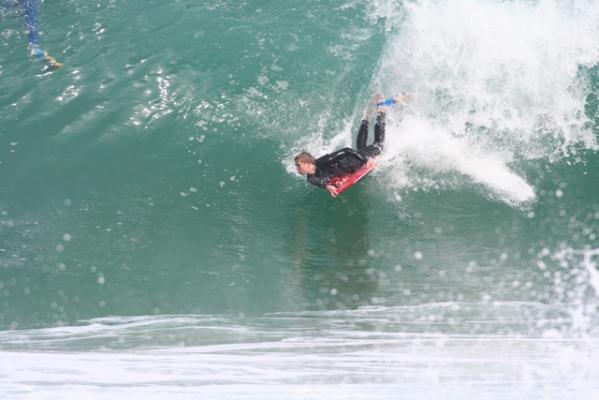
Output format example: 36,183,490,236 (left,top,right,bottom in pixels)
307,112,385,188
